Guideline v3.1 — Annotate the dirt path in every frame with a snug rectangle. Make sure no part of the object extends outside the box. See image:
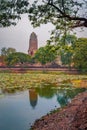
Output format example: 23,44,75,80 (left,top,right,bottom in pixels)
31,91,87,130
